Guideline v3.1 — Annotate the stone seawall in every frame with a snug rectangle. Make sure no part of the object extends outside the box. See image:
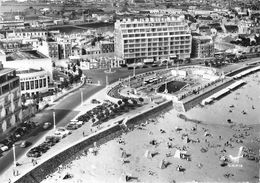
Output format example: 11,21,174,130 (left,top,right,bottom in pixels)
182,79,235,111
14,101,173,183
15,124,122,183
126,101,173,125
